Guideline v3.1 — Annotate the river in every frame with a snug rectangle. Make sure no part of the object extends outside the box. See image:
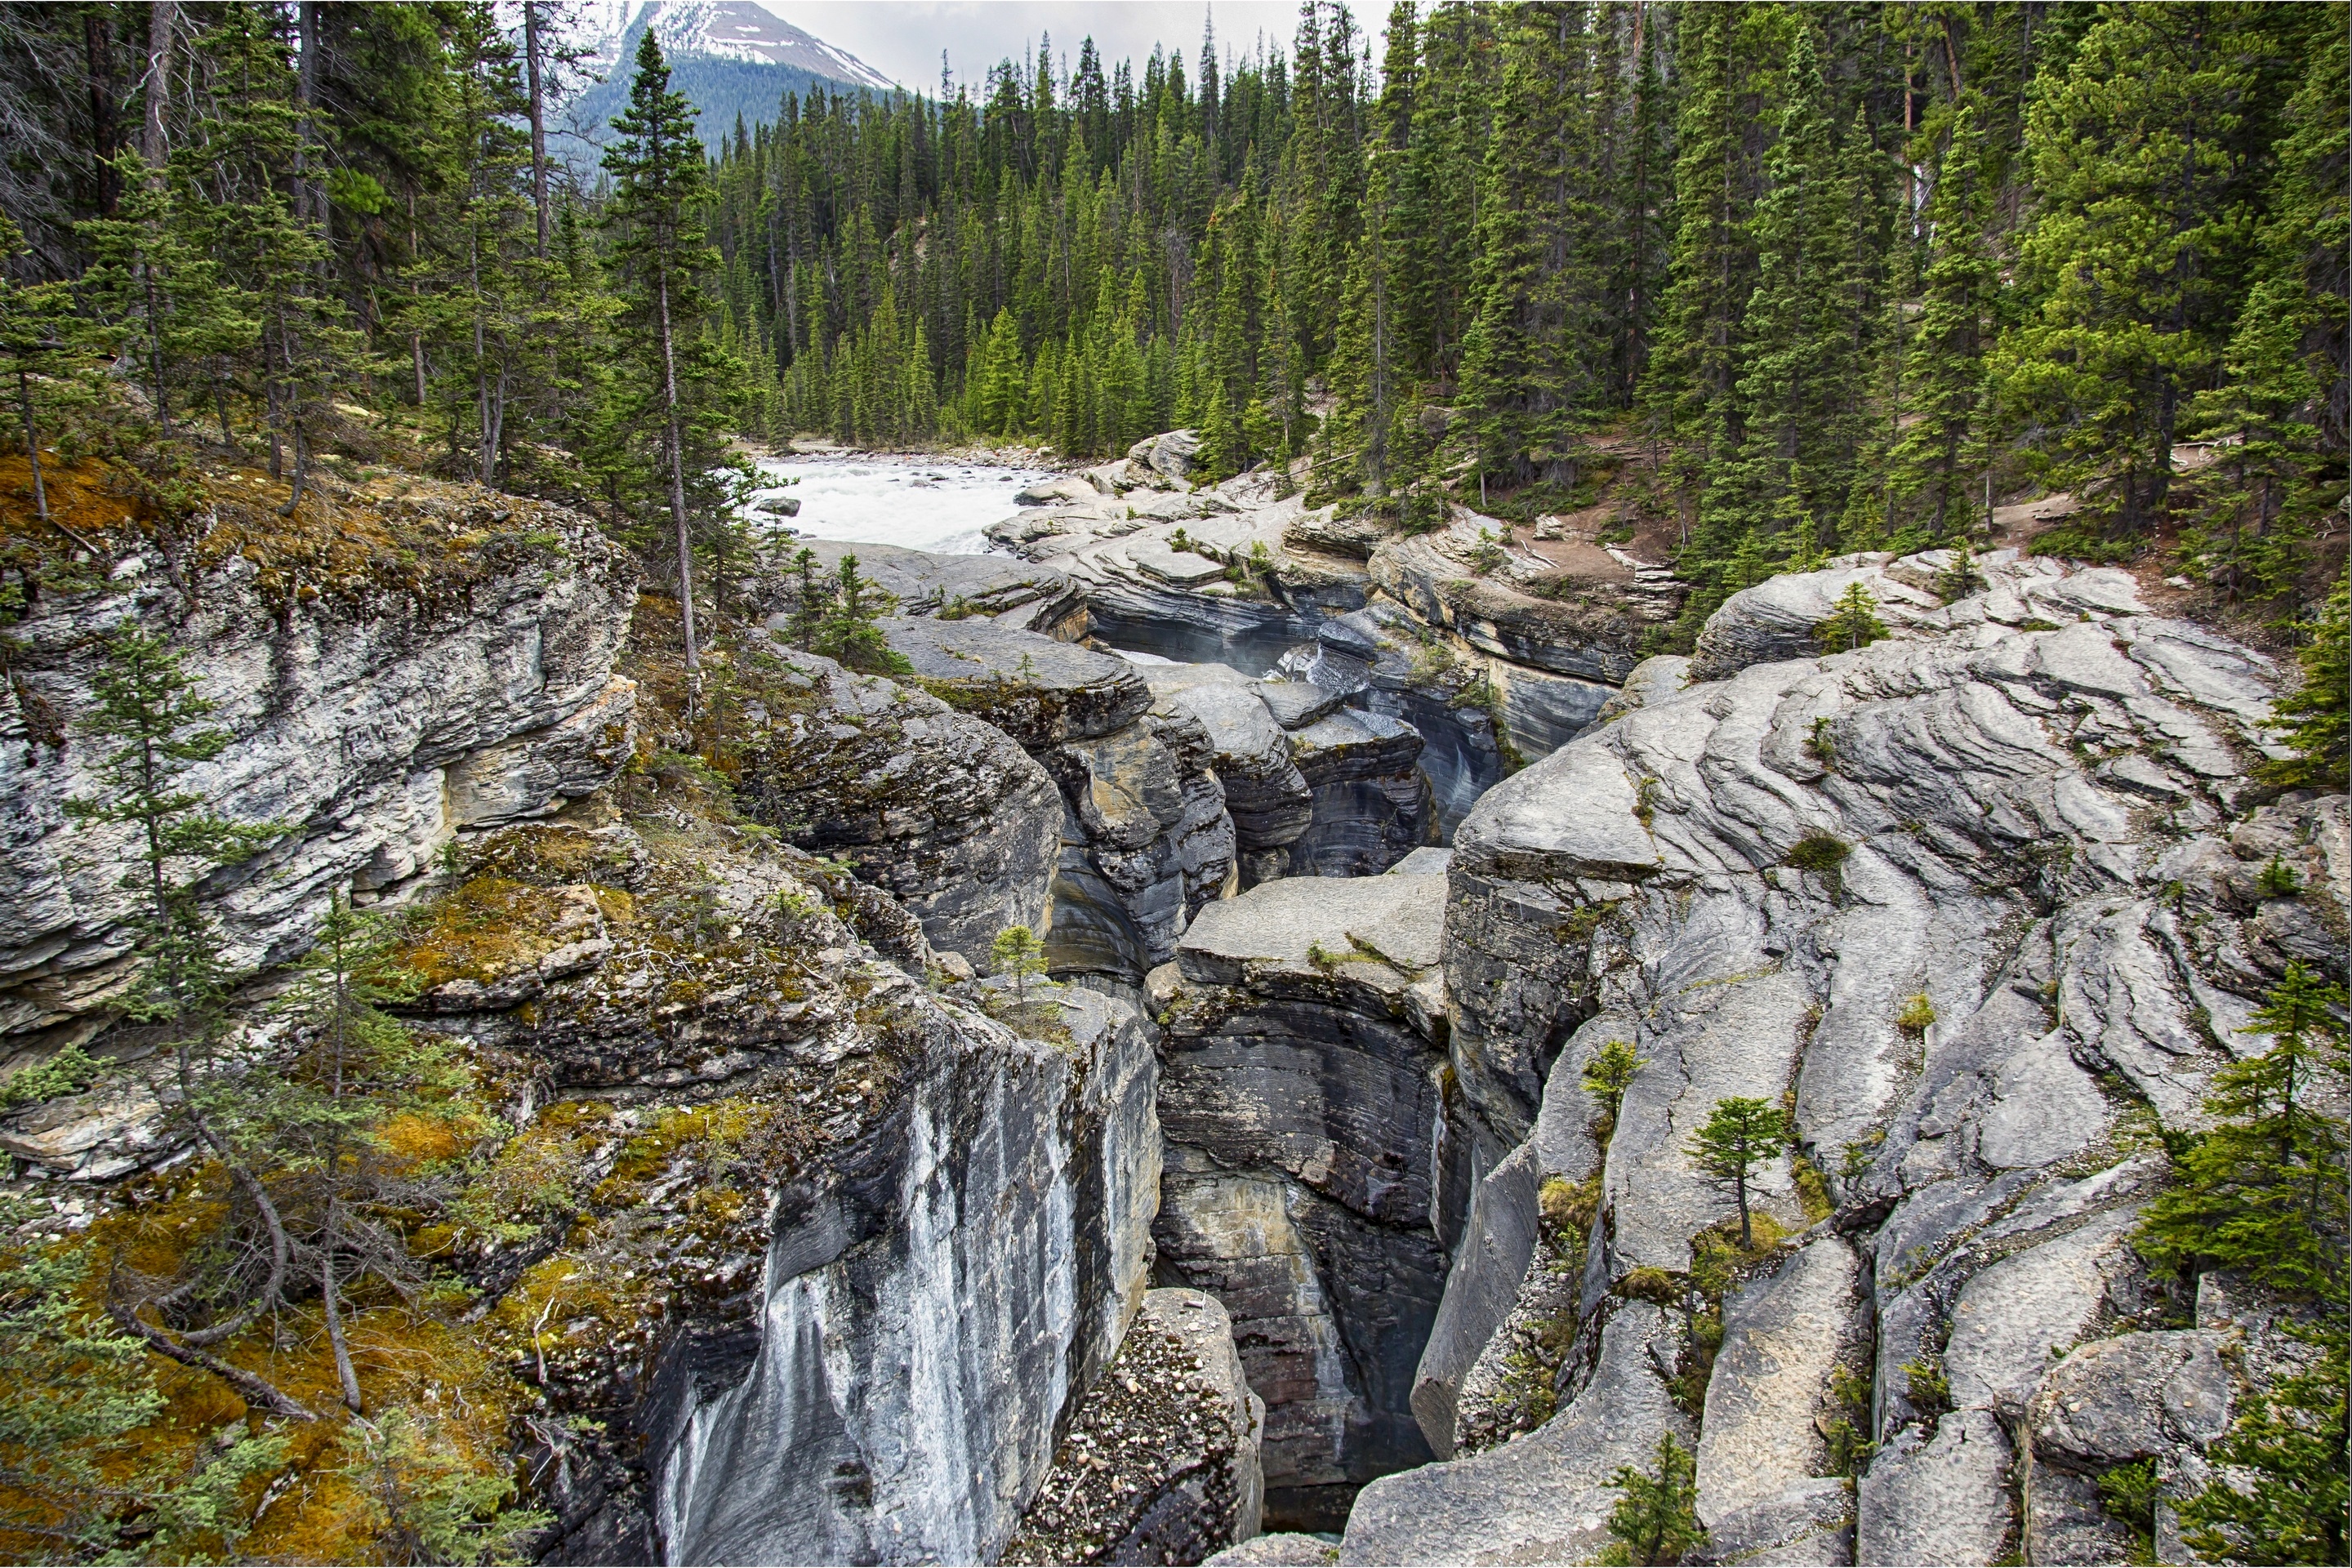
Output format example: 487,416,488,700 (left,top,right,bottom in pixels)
751,453,1058,555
